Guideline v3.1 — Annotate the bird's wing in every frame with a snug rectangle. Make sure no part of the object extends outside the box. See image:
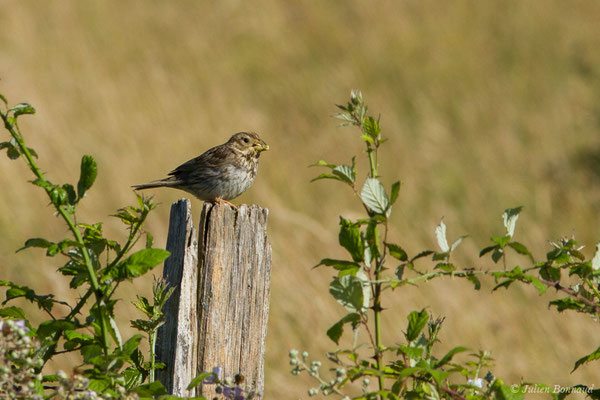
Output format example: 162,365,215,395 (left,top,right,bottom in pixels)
167,145,234,178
